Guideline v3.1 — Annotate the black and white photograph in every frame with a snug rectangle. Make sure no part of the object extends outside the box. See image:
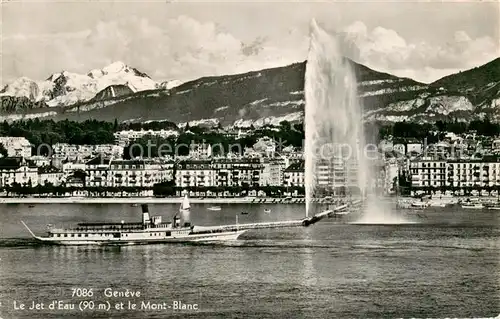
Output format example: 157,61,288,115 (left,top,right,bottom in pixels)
0,0,499,318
